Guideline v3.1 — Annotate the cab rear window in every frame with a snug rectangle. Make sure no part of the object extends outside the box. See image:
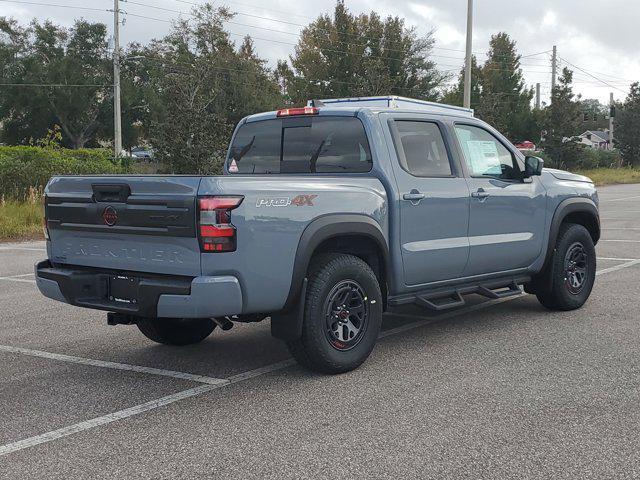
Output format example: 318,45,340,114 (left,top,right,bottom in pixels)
227,117,372,174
